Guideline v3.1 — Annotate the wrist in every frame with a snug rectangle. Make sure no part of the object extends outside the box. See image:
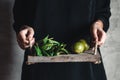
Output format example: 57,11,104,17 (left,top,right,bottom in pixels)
94,20,104,30
20,25,33,30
